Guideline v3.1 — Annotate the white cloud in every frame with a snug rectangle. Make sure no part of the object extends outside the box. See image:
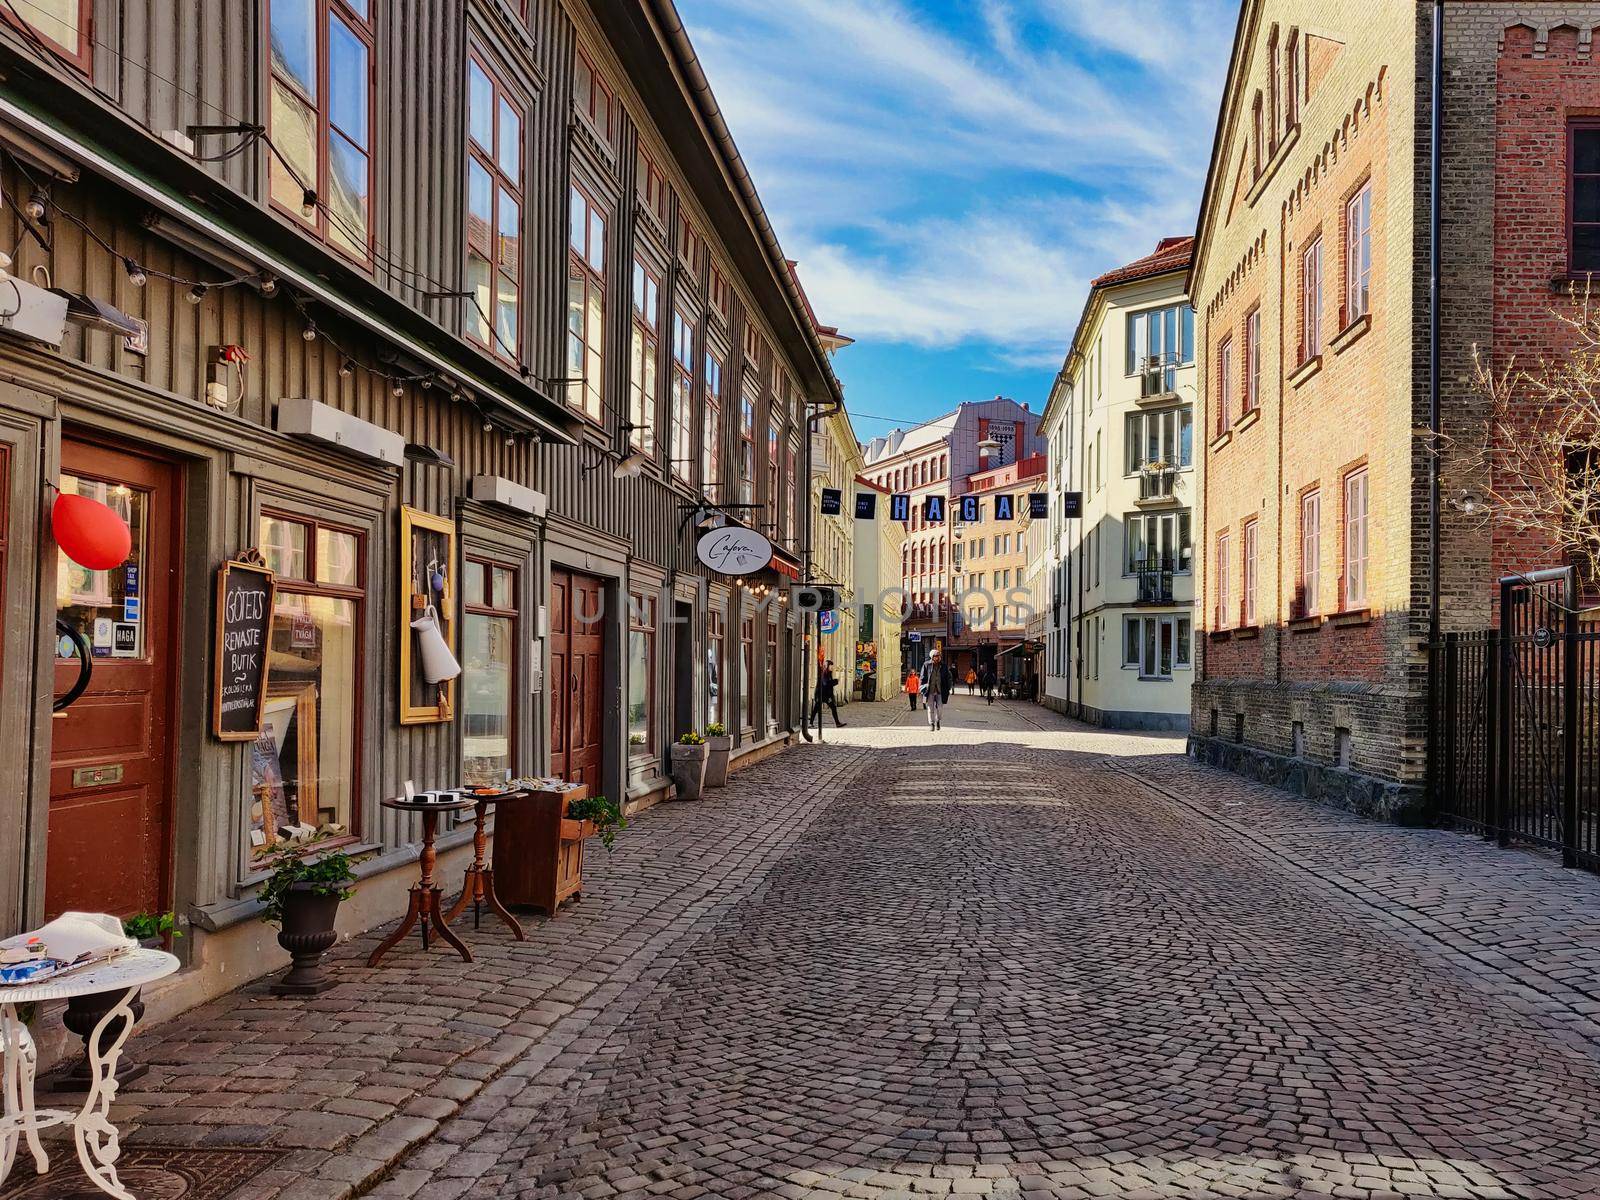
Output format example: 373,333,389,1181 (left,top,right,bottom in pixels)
677,0,1234,367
